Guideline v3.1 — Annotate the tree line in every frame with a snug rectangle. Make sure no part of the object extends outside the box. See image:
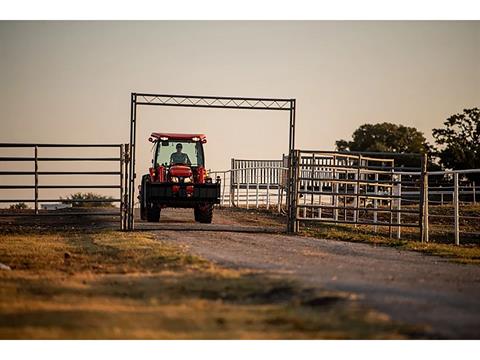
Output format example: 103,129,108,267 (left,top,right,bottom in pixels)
335,107,480,181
